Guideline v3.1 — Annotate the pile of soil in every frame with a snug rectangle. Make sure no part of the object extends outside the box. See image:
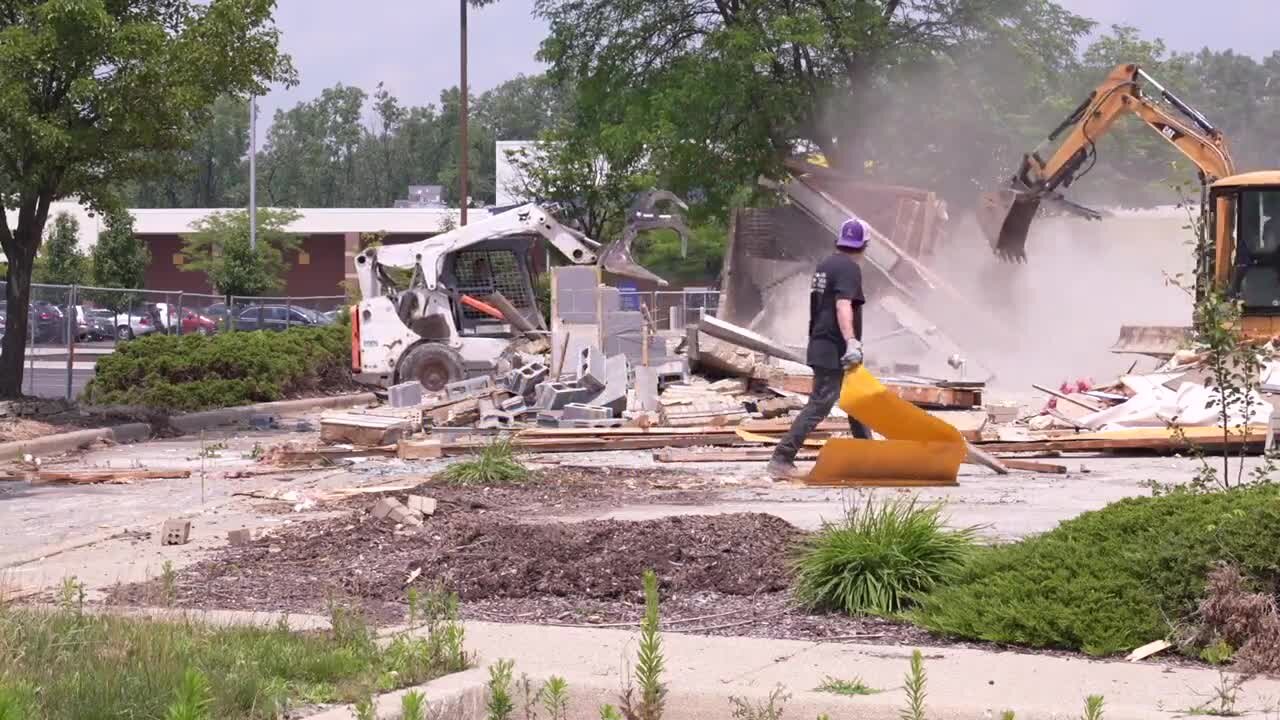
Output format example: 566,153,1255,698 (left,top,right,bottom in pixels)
114,510,800,614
